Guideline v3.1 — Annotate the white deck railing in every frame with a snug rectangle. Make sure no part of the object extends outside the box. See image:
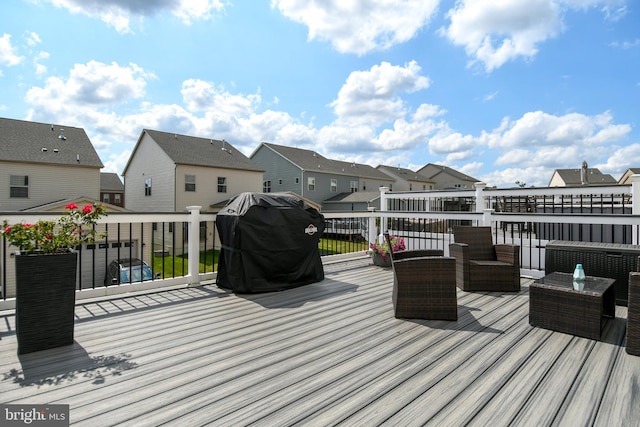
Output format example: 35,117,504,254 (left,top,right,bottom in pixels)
2,175,640,309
